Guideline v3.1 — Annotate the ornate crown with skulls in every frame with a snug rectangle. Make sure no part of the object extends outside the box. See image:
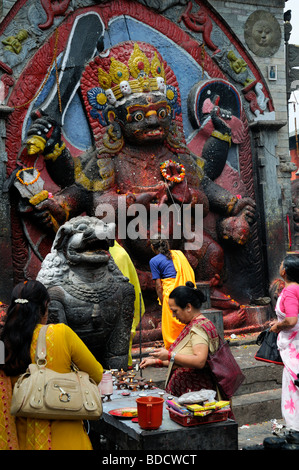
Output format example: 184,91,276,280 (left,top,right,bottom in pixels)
81,41,181,127
97,42,167,102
